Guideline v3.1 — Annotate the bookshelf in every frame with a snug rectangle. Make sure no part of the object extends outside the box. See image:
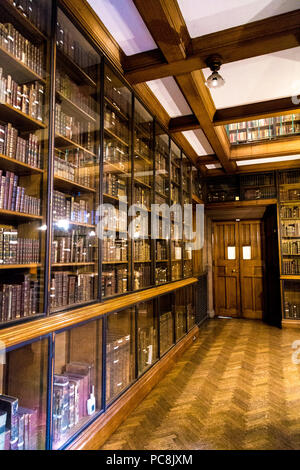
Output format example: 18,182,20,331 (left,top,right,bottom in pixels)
278,169,300,321
226,114,300,145
137,299,158,376
182,153,193,279
159,293,175,355
0,0,50,327
170,141,183,281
